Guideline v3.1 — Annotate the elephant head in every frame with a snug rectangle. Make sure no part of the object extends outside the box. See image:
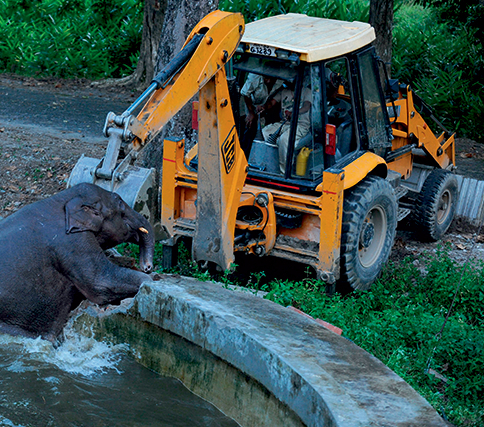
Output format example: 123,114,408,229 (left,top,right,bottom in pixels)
64,183,154,273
